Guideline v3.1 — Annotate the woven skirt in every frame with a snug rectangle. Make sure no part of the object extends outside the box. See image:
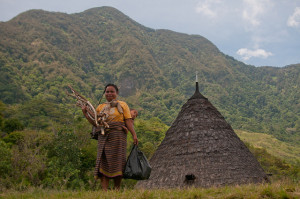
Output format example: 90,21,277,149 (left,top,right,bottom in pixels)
94,127,127,178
